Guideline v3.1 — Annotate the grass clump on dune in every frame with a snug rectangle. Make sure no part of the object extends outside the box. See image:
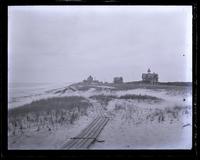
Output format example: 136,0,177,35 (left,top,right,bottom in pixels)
8,96,92,136
89,95,117,106
119,94,162,102
113,102,191,125
89,94,162,106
